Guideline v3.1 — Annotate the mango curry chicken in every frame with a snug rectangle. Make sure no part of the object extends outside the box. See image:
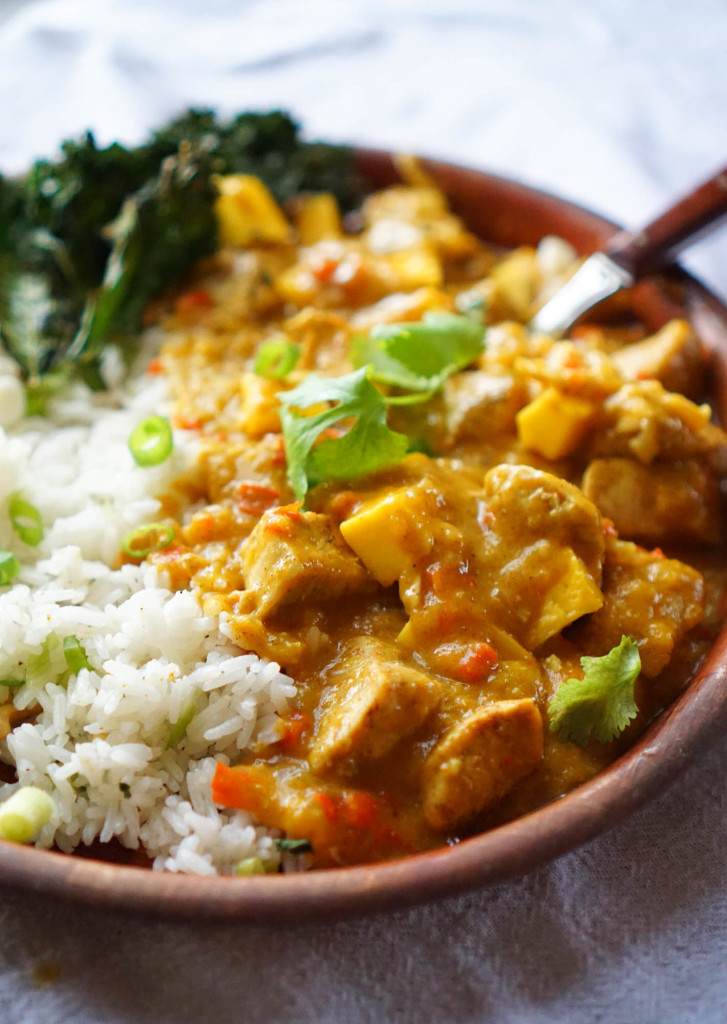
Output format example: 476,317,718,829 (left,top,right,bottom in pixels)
145,162,726,868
